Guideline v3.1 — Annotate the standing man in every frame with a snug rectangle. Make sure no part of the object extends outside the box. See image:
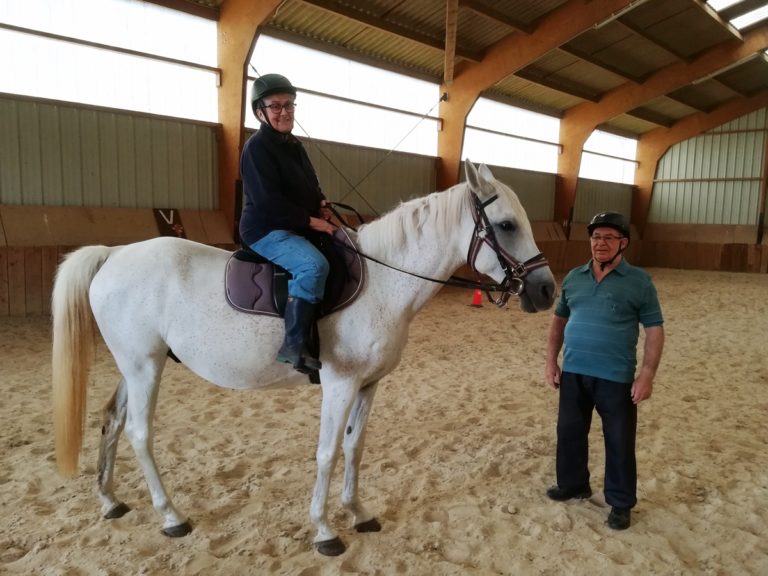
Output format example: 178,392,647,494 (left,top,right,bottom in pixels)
544,211,664,530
